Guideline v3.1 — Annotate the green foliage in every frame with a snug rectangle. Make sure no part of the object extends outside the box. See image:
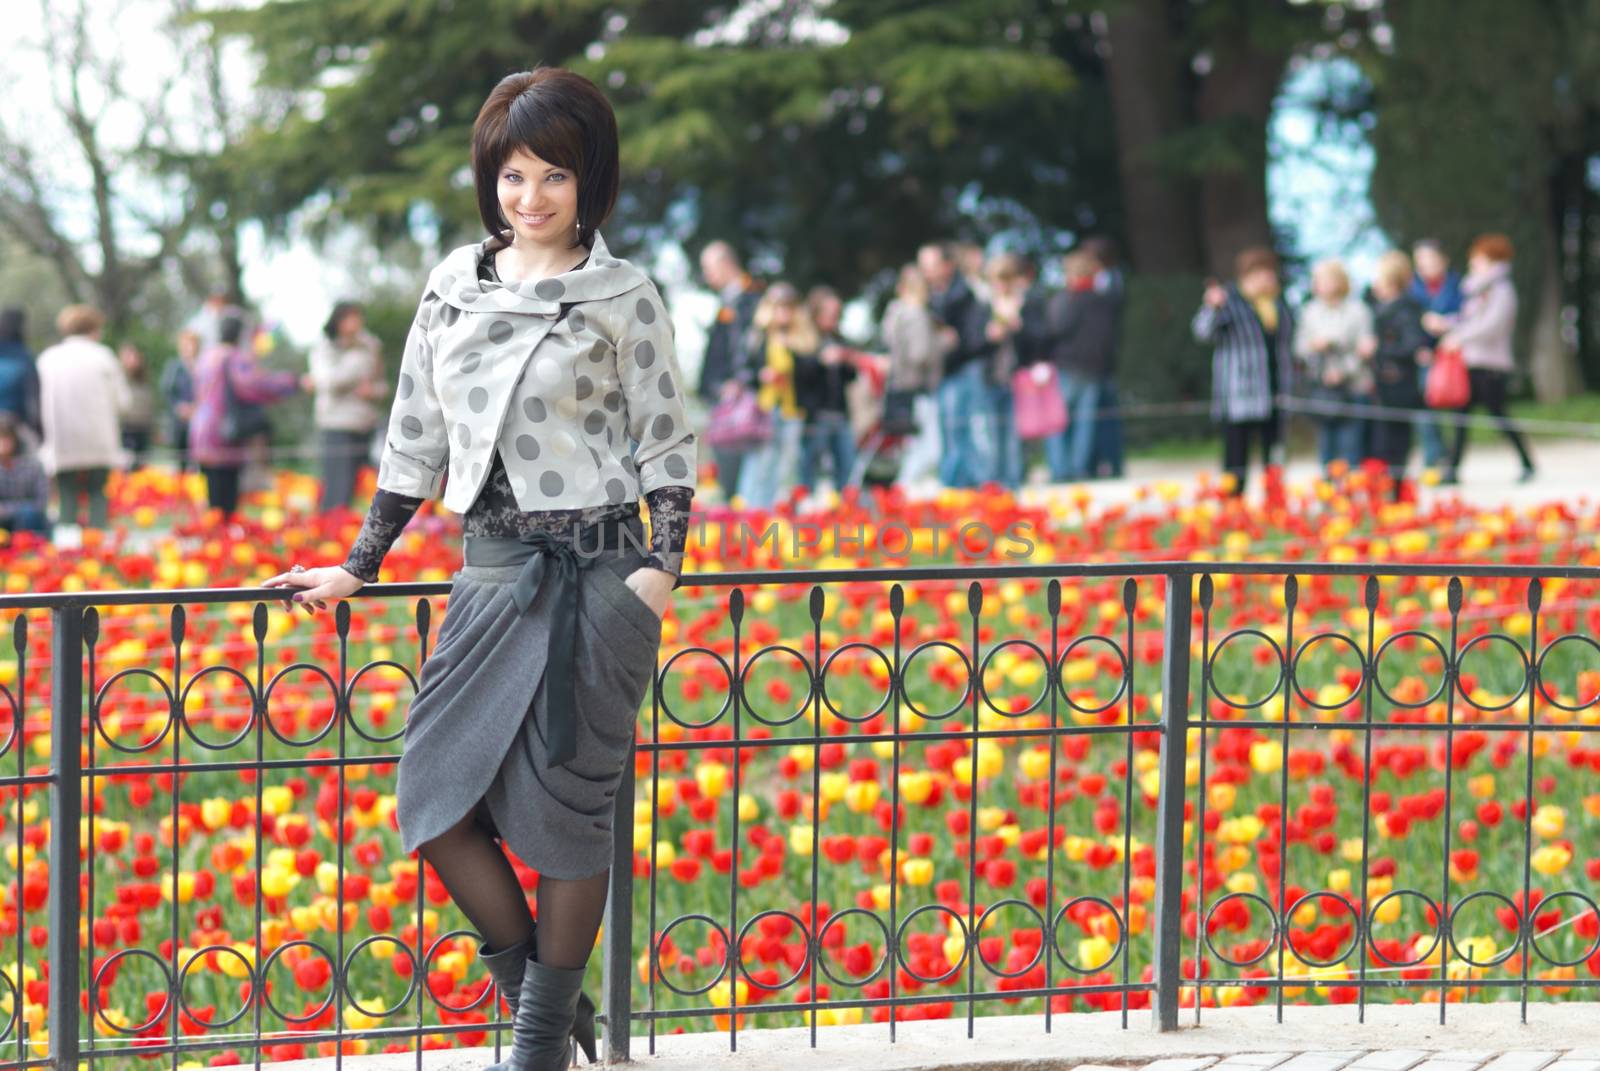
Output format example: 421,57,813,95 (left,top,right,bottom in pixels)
206,0,1101,292
1359,0,1597,393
